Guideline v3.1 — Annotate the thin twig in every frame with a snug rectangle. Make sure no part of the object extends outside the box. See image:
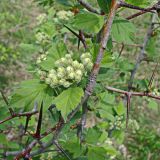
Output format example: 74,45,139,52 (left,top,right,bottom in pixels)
128,14,156,91
0,110,38,125
77,0,100,15
119,0,154,13
106,86,160,101
126,1,160,20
